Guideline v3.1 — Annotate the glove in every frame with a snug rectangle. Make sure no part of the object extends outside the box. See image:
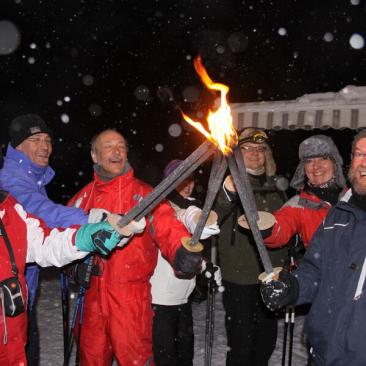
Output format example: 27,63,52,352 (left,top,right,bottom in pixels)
75,221,122,256
201,261,224,292
88,208,110,223
180,206,220,240
173,242,203,279
70,261,101,289
107,214,146,236
260,271,299,311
